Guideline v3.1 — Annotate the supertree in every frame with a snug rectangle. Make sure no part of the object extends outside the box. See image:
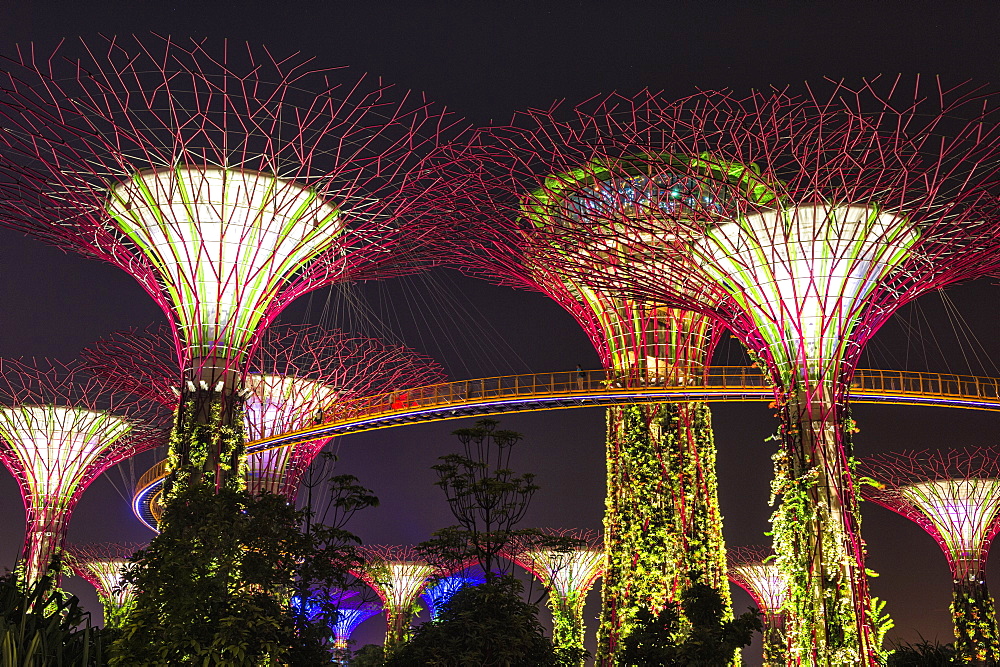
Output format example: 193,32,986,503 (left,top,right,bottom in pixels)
858,447,1000,662
66,542,145,627
419,568,485,621
0,36,461,499
330,601,383,664
356,545,437,649
729,546,790,667
83,323,445,516
443,119,731,666
445,82,1000,664
506,529,604,661
0,360,161,585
